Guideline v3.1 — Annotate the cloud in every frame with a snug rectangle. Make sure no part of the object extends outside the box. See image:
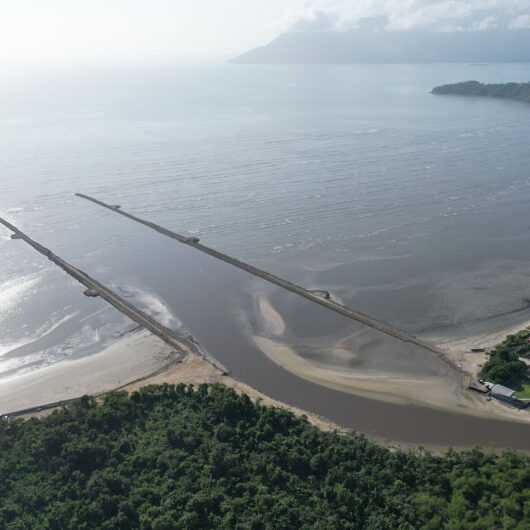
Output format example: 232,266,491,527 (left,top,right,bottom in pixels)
289,10,340,31
386,2,473,31
510,13,530,28
470,15,498,30
282,0,530,32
